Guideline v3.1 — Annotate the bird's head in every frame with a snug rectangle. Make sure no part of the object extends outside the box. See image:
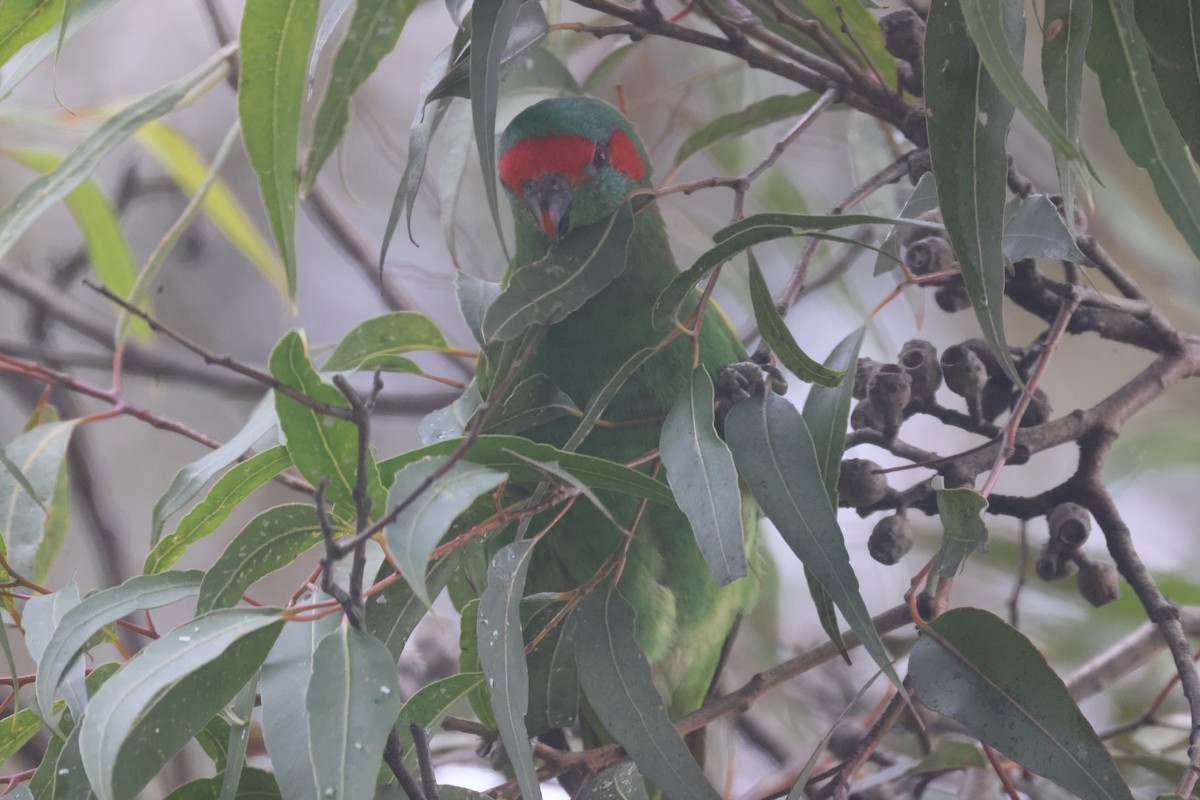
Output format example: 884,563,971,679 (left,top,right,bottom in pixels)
498,97,651,243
